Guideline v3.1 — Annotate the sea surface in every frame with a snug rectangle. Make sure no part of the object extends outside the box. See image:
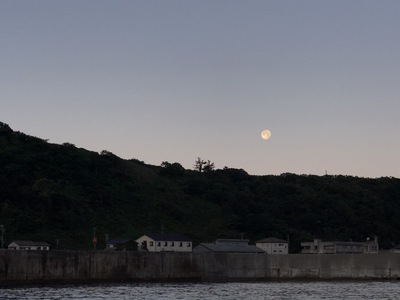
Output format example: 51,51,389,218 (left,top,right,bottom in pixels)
1,281,399,300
